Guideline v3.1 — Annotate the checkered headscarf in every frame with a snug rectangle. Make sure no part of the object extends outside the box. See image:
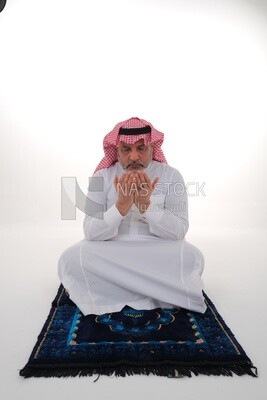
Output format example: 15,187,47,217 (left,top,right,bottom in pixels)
94,117,167,173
